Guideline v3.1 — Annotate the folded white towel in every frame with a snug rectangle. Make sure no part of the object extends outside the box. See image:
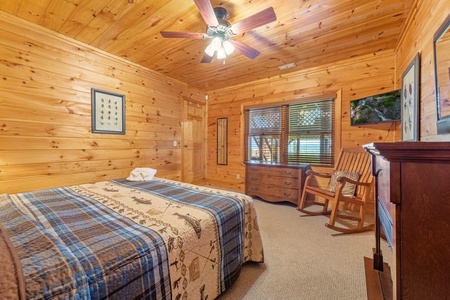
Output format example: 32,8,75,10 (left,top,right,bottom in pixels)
126,168,157,181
